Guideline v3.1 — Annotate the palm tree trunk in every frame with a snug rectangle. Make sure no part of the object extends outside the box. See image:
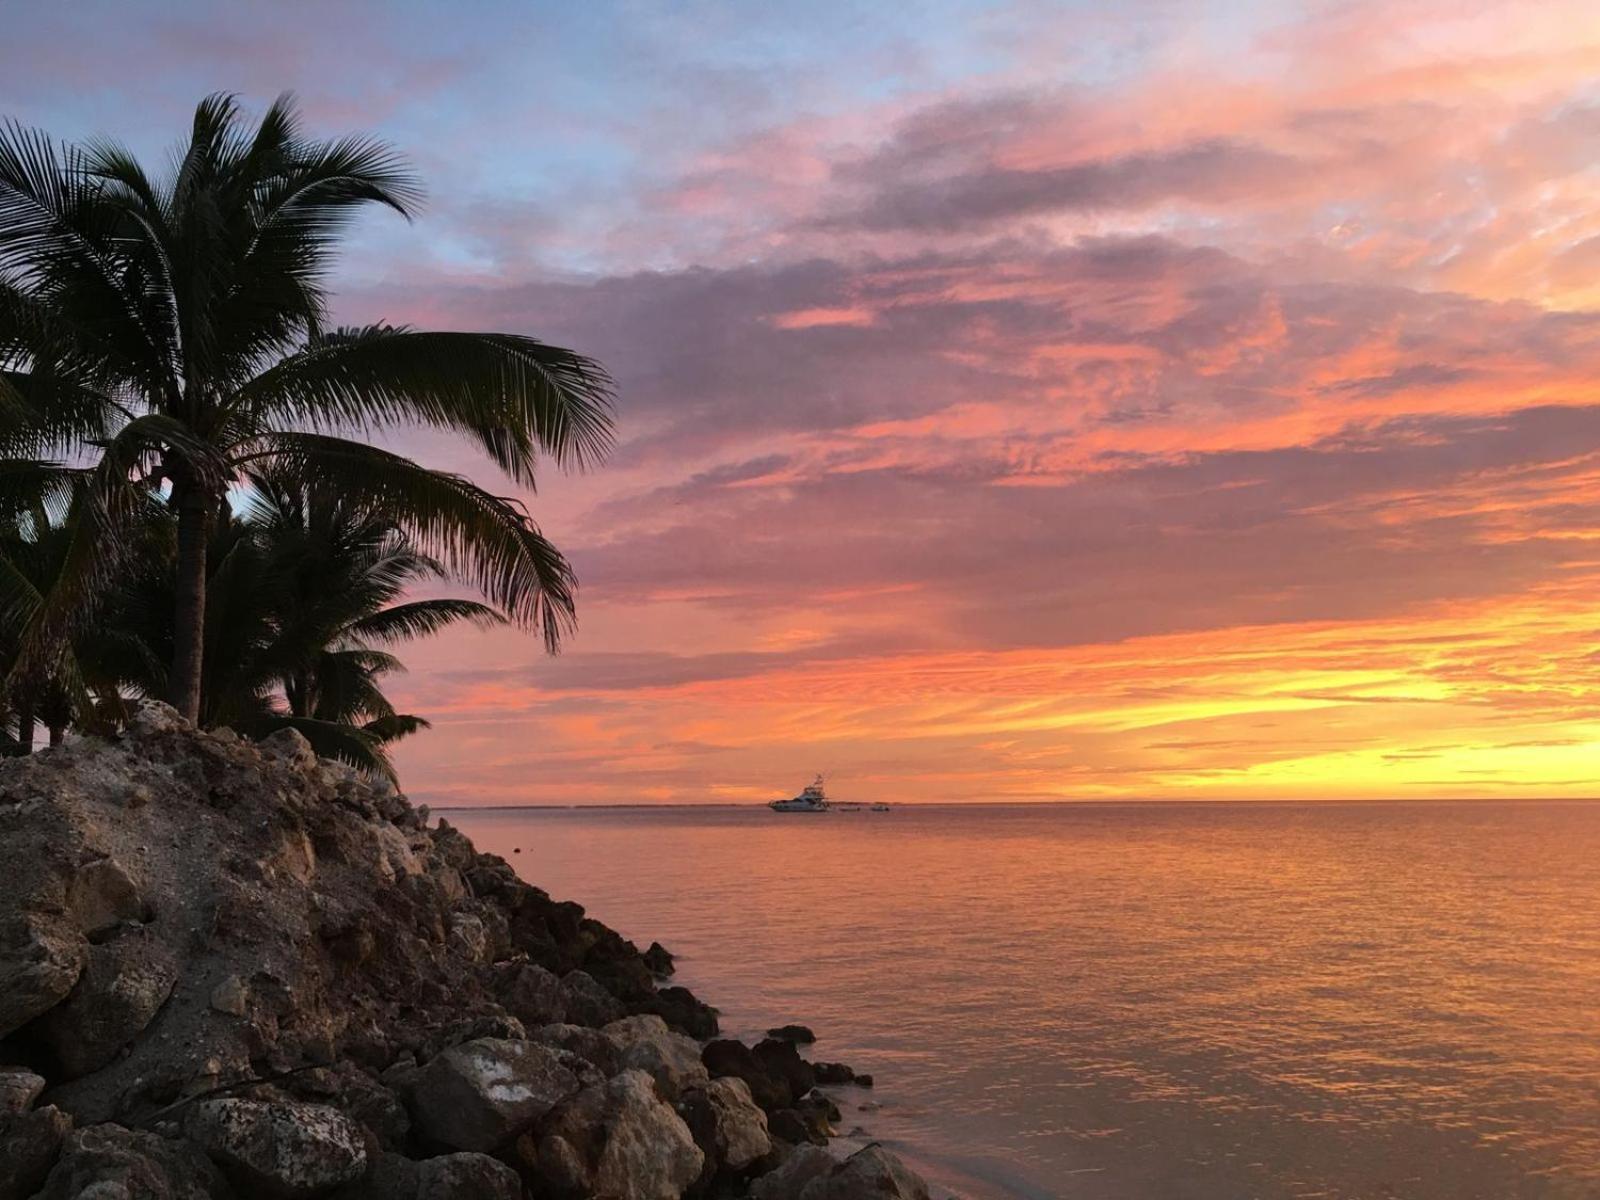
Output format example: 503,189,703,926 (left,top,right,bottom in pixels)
16,699,35,754
48,724,65,747
169,482,212,723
